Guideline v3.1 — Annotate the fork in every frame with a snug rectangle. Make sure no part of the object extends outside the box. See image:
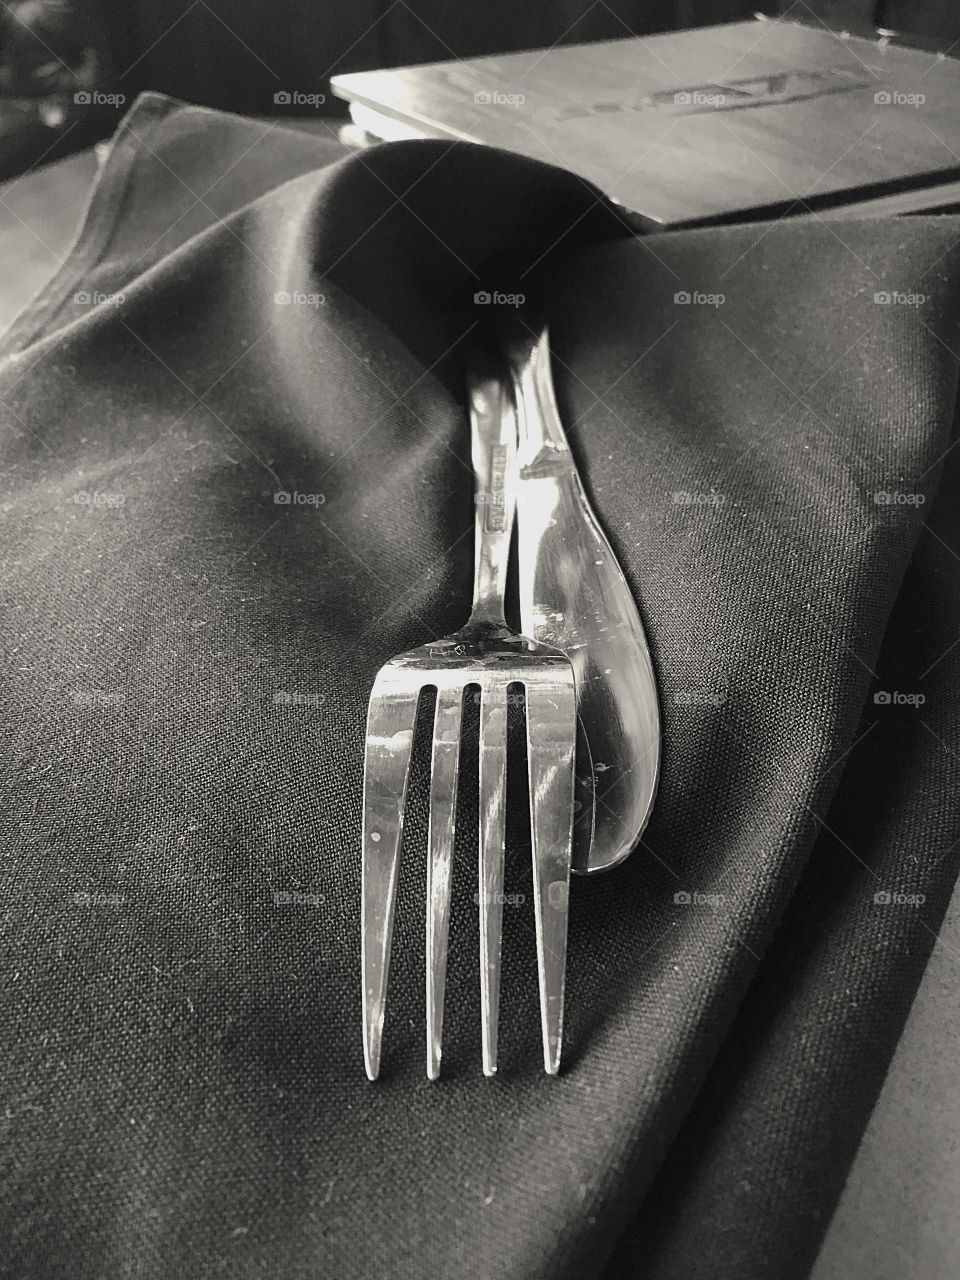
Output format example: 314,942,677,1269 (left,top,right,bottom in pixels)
361,356,577,1080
